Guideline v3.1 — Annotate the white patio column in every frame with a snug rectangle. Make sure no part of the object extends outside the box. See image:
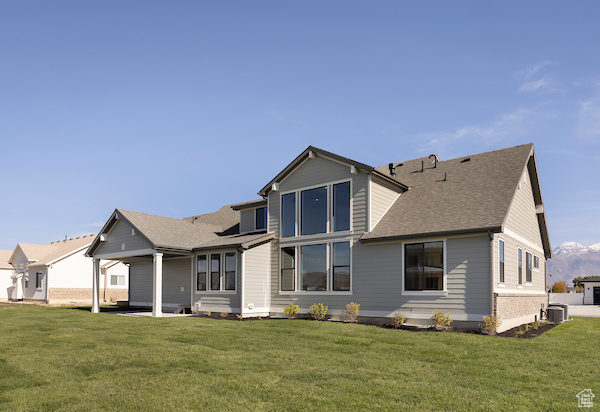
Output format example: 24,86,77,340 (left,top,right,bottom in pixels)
92,259,100,313
152,252,163,317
